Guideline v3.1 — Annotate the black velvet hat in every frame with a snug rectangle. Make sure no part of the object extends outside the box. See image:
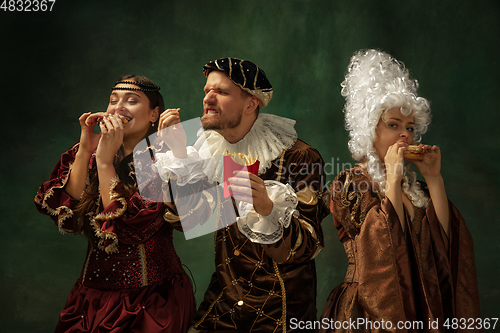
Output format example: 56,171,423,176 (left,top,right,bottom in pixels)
203,57,273,108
